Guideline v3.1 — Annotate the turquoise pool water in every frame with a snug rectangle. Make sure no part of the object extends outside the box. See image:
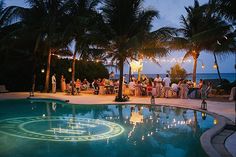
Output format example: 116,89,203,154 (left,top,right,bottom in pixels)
0,99,215,157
